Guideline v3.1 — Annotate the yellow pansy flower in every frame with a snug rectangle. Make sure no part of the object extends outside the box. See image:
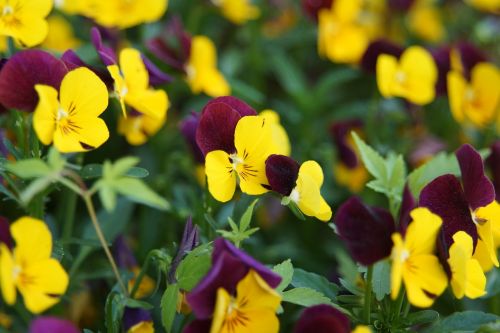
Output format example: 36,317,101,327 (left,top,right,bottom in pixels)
260,109,291,156
408,1,445,43
390,208,448,307
211,270,281,333
0,0,52,47
54,0,94,15
377,46,438,105
472,201,500,271
334,162,368,193
205,116,275,202
0,217,69,314
185,36,230,98
108,48,169,119
33,67,110,153
448,63,500,128
42,15,81,53
90,0,168,29
466,0,500,13
118,113,166,146
448,231,486,299
211,0,260,25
